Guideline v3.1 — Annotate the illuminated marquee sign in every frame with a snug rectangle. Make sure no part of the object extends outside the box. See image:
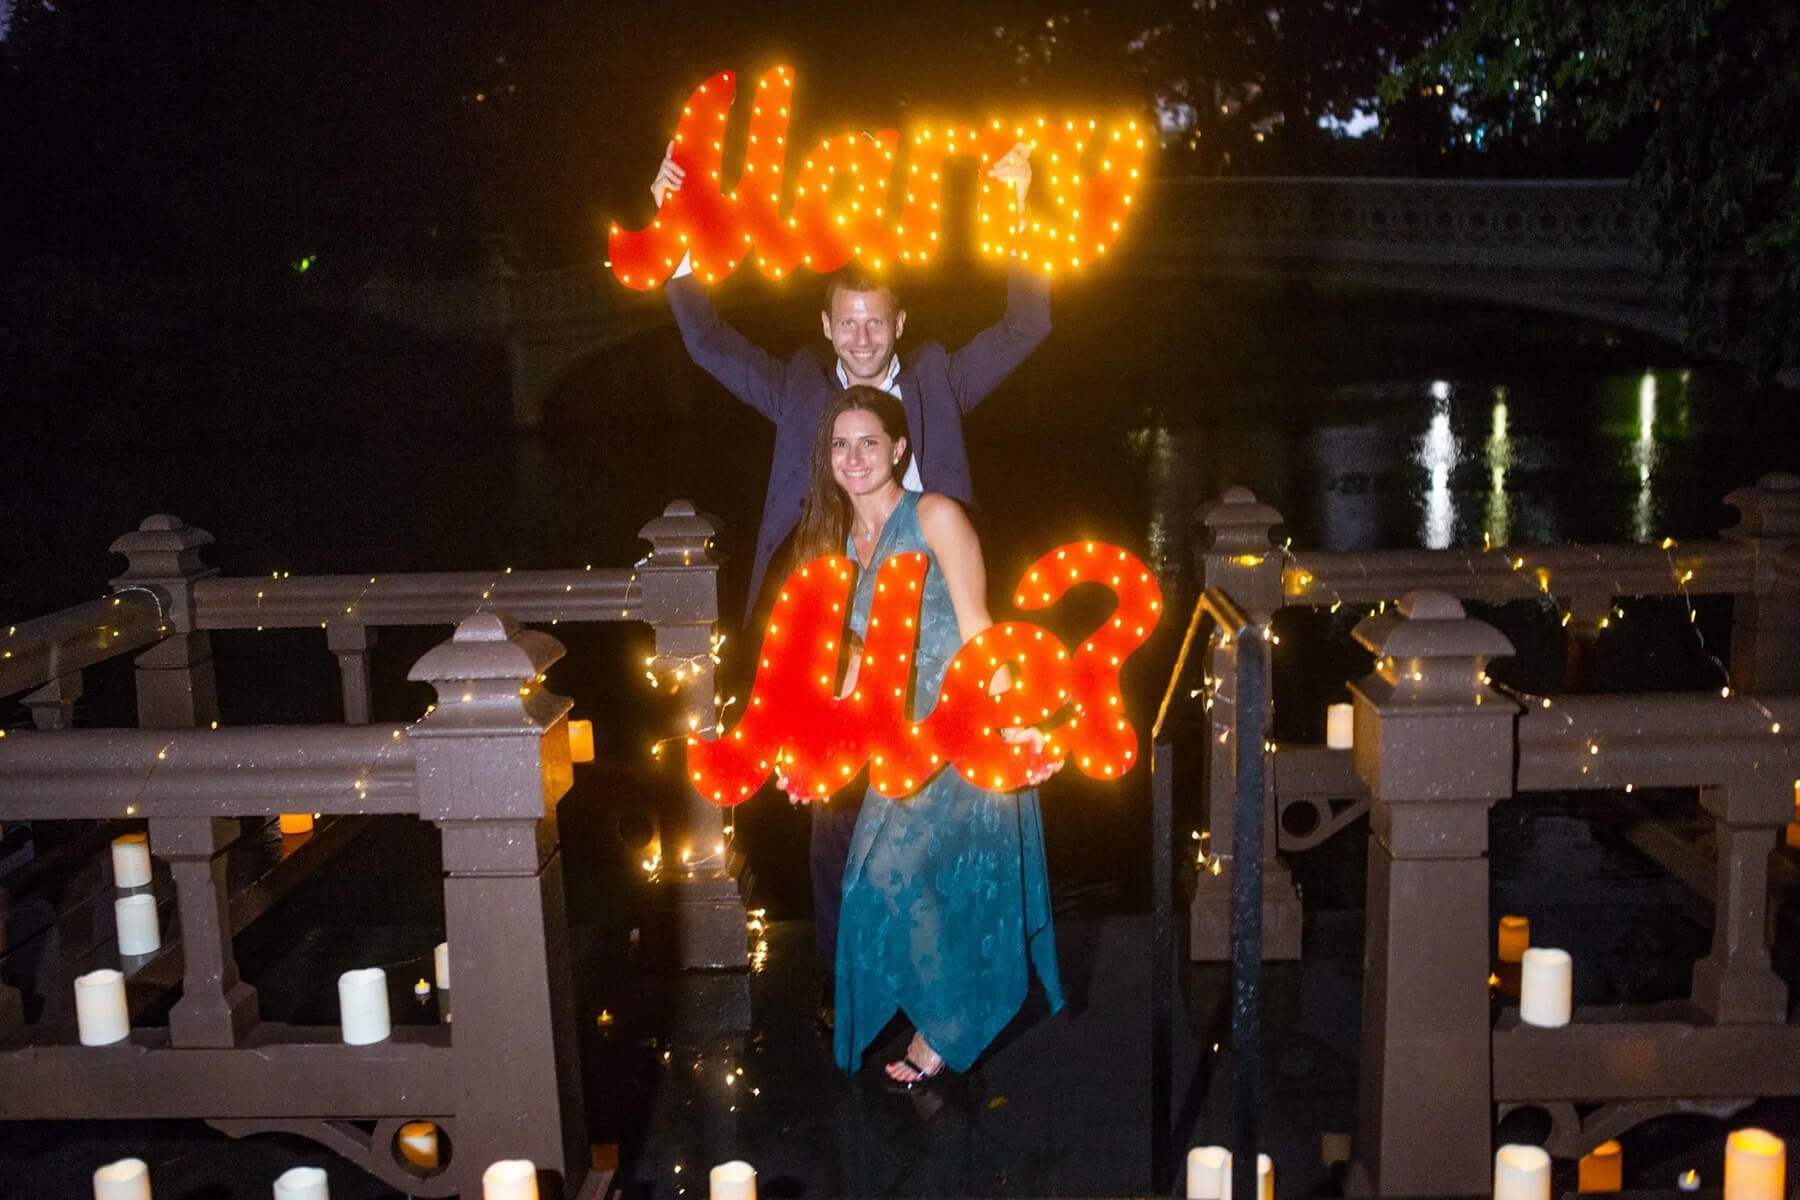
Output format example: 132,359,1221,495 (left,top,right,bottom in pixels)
687,542,1162,804
608,66,1149,289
